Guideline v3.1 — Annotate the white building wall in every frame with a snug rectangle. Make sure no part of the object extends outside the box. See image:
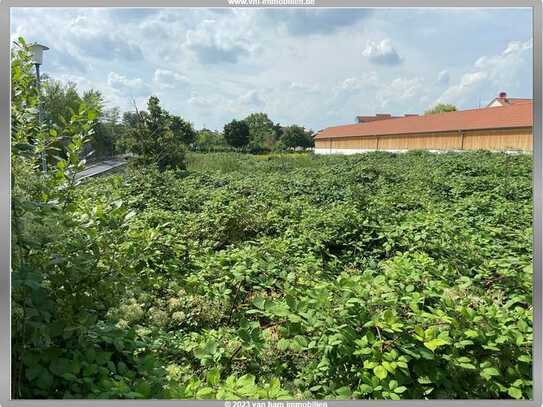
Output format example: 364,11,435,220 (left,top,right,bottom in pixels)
313,148,527,155
314,148,407,155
